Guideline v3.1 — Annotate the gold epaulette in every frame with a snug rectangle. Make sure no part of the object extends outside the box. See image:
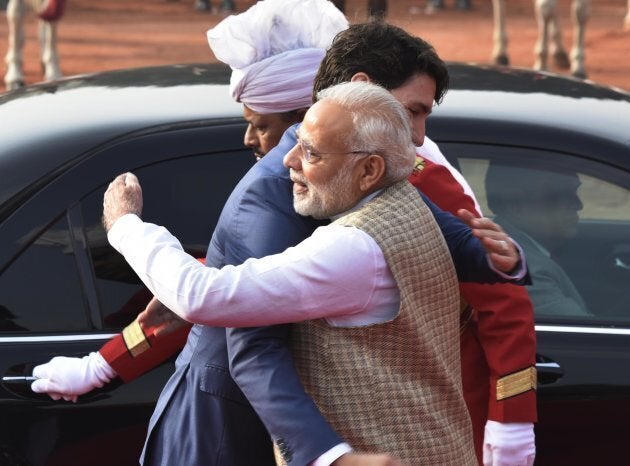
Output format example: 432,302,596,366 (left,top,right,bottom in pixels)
122,319,151,358
412,155,426,173
496,366,537,401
